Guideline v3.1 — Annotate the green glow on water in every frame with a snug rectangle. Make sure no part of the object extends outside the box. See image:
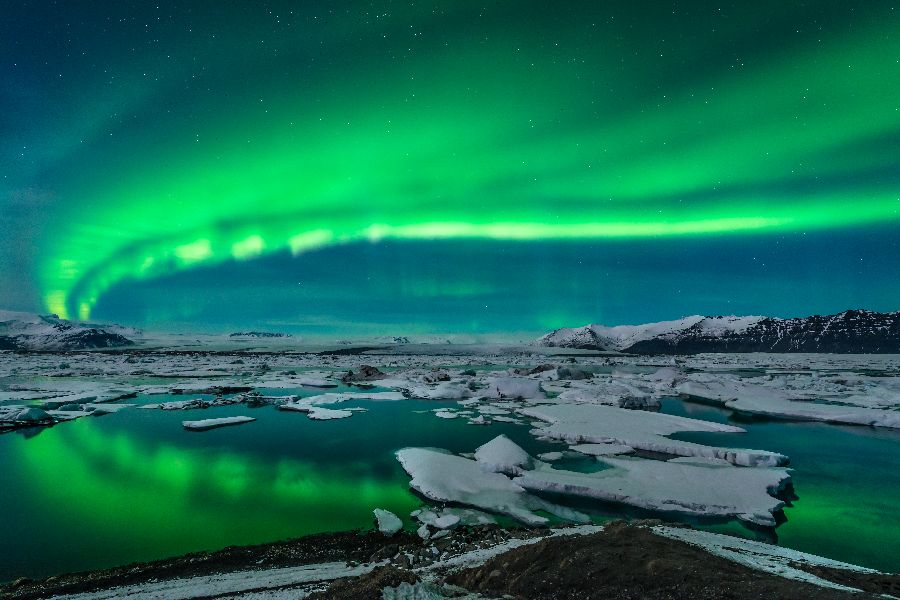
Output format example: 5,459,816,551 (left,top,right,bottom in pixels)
1,395,898,579
665,399,900,573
